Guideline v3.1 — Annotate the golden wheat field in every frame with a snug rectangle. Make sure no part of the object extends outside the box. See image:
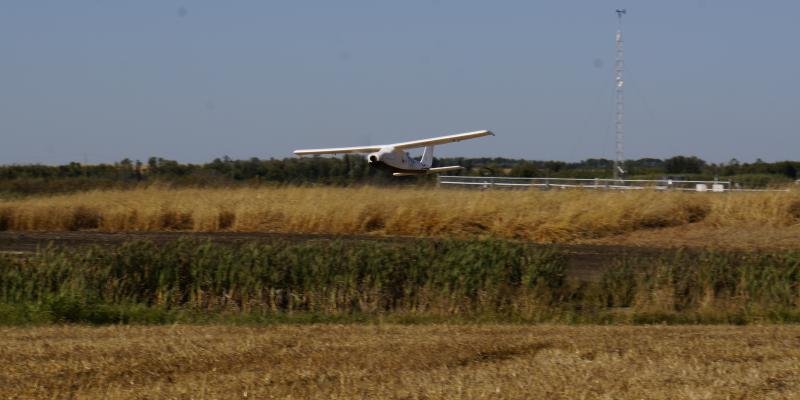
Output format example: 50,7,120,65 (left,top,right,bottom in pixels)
1,324,798,399
1,186,799,248
3,189,800,399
